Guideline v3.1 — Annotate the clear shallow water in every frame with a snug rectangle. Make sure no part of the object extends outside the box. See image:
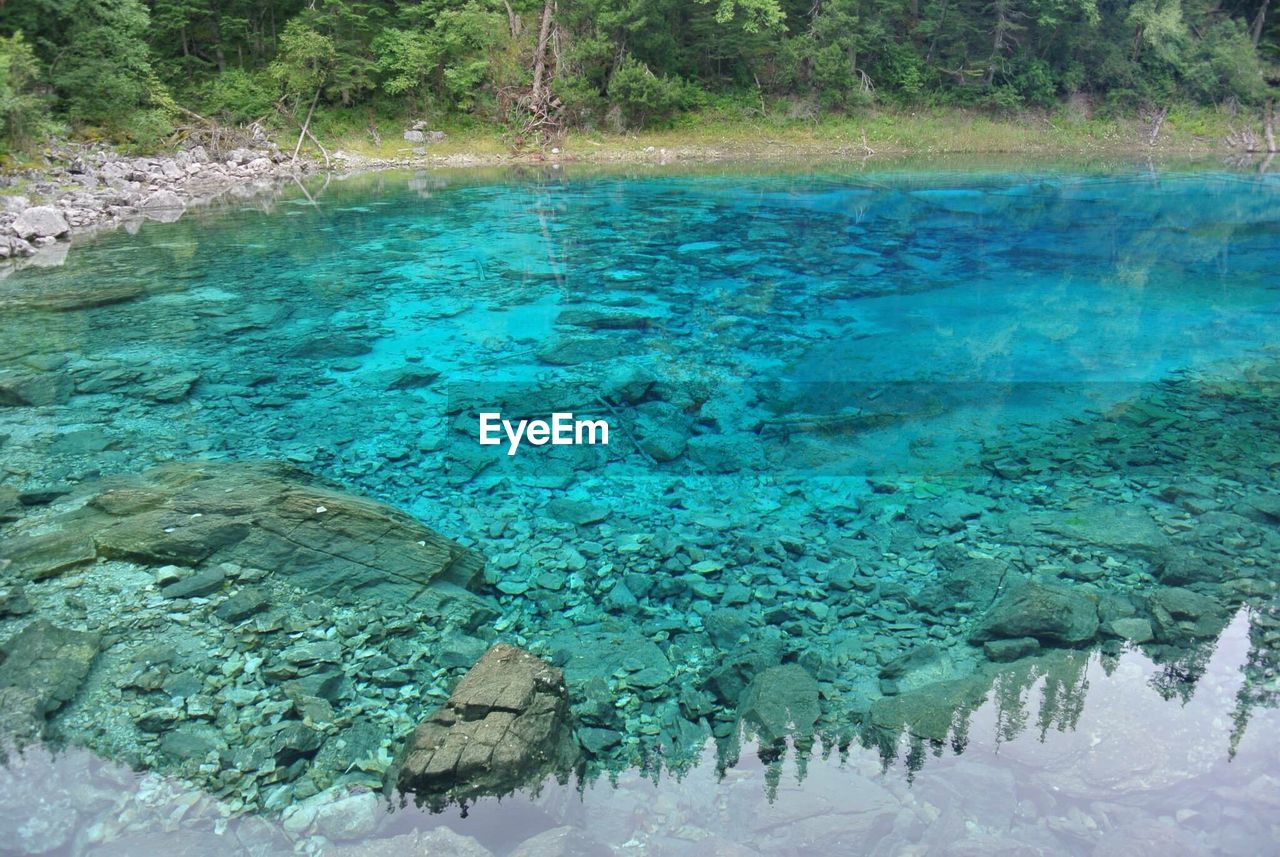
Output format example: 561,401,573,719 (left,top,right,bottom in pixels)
0,163,1278,855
